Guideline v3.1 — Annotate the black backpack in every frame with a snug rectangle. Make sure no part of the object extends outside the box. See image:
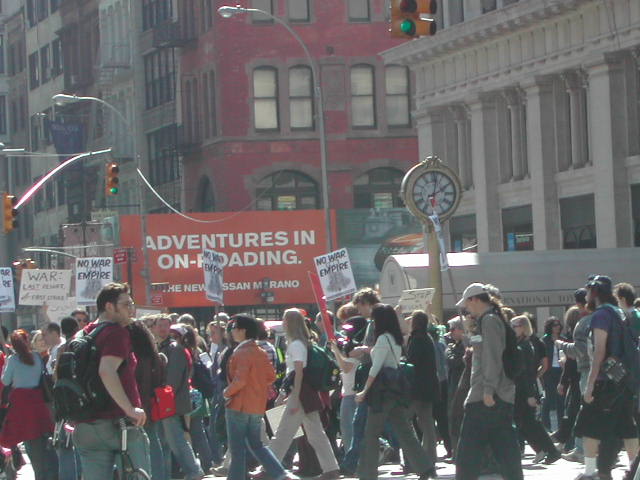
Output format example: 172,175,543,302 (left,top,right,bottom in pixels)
192,356,216,398
53,323,116,422
480,308,524,381
601,305,640,392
